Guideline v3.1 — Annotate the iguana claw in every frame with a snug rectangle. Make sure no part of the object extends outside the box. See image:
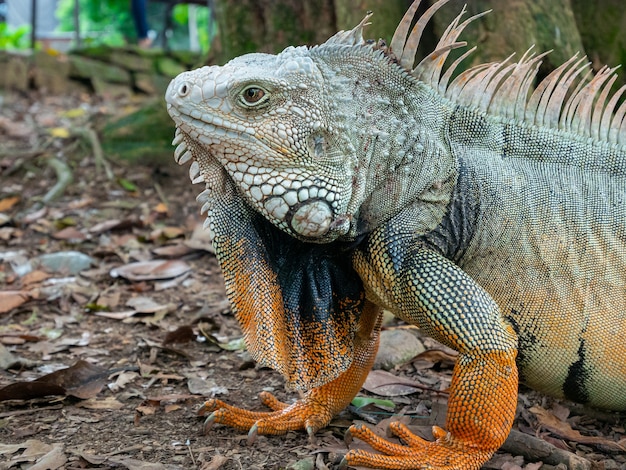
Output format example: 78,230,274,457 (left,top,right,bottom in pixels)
202,412,216,434
197,392,336,437
247,423,258,445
